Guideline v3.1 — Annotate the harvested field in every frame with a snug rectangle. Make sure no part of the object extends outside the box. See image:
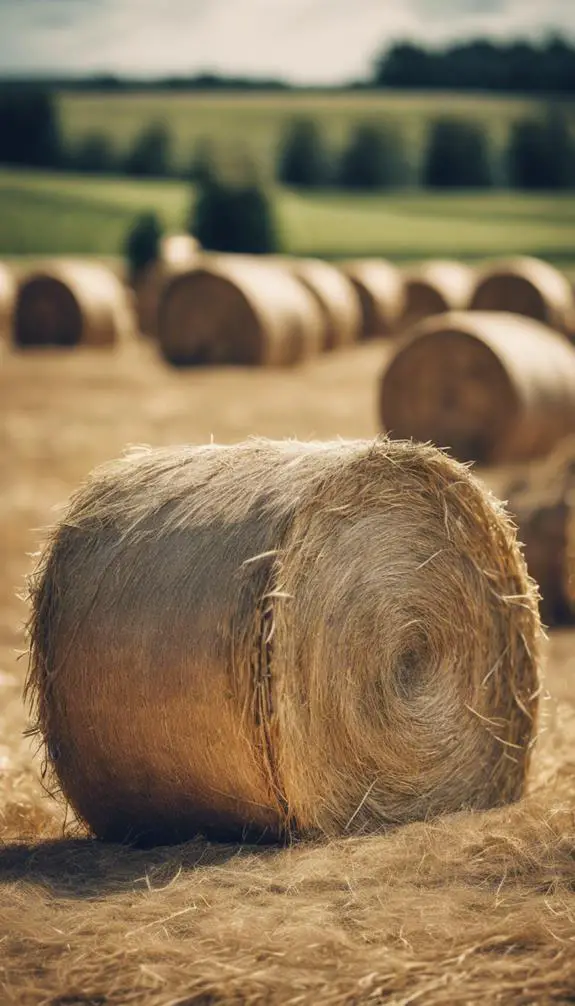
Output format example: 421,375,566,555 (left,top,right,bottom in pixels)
1,340,574,1005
